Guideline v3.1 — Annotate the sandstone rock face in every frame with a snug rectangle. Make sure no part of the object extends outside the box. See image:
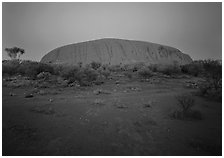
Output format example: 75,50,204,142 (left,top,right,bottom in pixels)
41,38,192,65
